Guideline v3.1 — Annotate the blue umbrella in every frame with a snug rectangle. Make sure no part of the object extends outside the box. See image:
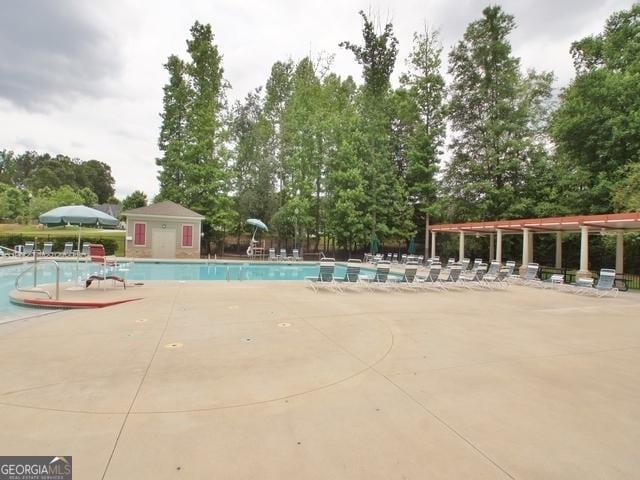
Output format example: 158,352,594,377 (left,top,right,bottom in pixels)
246,218,268,231
246,218,268,257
